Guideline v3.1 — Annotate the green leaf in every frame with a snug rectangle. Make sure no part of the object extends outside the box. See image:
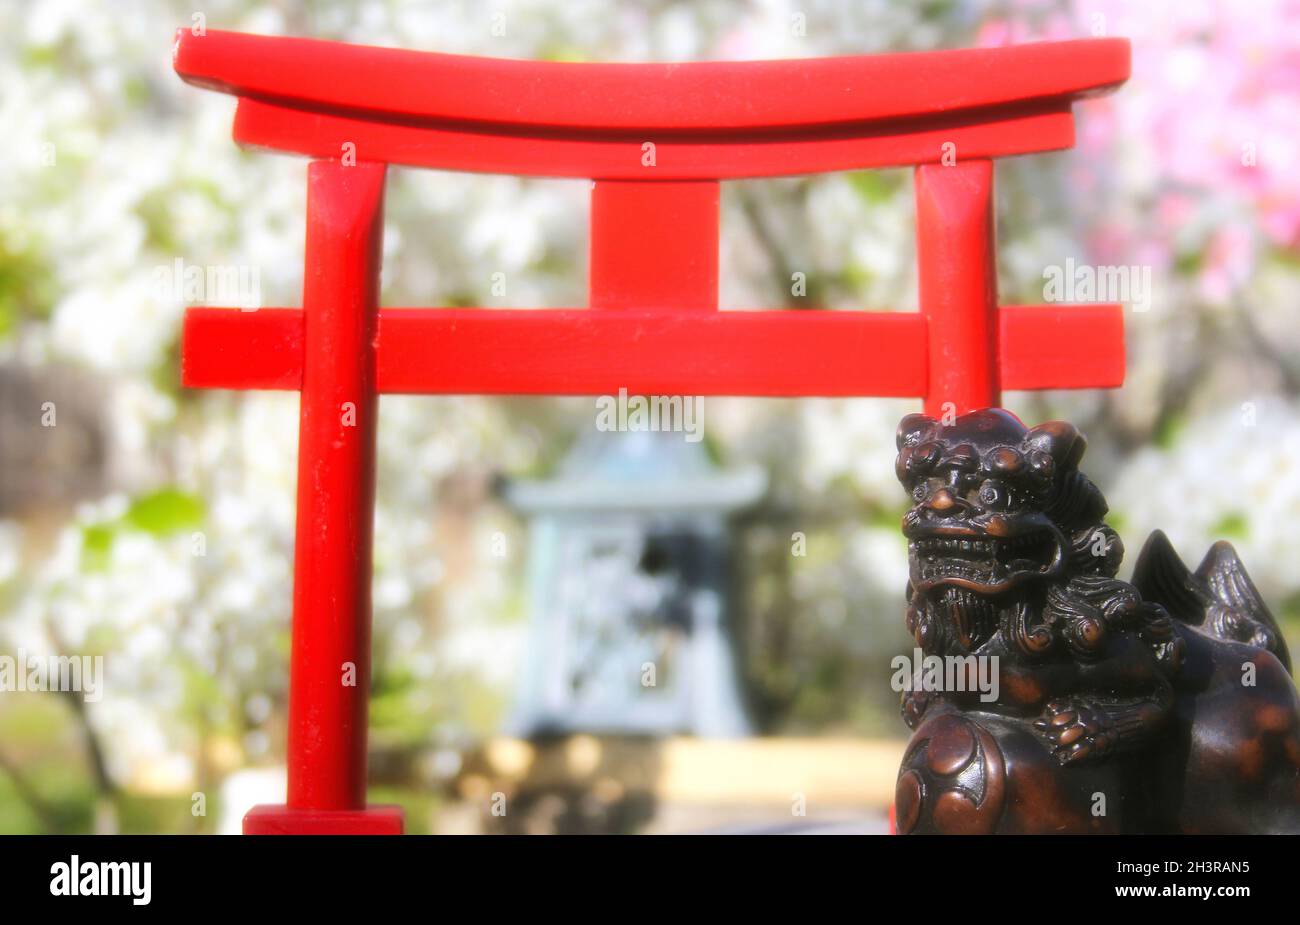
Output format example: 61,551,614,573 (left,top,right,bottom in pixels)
123,489,205,536
1209,511,1249,540
1153,412,1187,450
80,523,117,572
847,170,900,205
0,233,57,343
